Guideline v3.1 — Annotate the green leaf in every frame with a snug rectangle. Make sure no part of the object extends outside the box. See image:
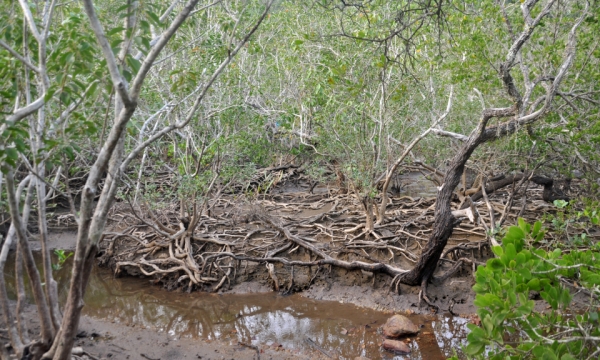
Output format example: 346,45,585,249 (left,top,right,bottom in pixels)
5,147,18,163
504,226,525,242
488,258,505,271
483,315,493,334
505,243,517,261
492,245,504,257
464,342,485,355
533,221,542,236
559,288,572,308
115,4,132,12
146,11,161,26
127,56,141,74
527,278,540,291
518,218,530,233
550,248,562,259
515,252,526,266
107,26,125,36
581,269,600,286
474,294,492,308
554,199,569,208
518,267,531,281
508,289,517,306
